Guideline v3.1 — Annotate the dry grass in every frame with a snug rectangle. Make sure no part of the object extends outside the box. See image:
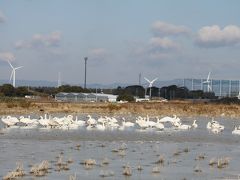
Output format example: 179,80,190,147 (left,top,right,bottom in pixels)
137,165,143,171
3,162,25,180
1,100,240,118
30,160,50,177
194,165,202,173
55,155,70,171
217,157,230,169
155,155,165,165
123,165,132,176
